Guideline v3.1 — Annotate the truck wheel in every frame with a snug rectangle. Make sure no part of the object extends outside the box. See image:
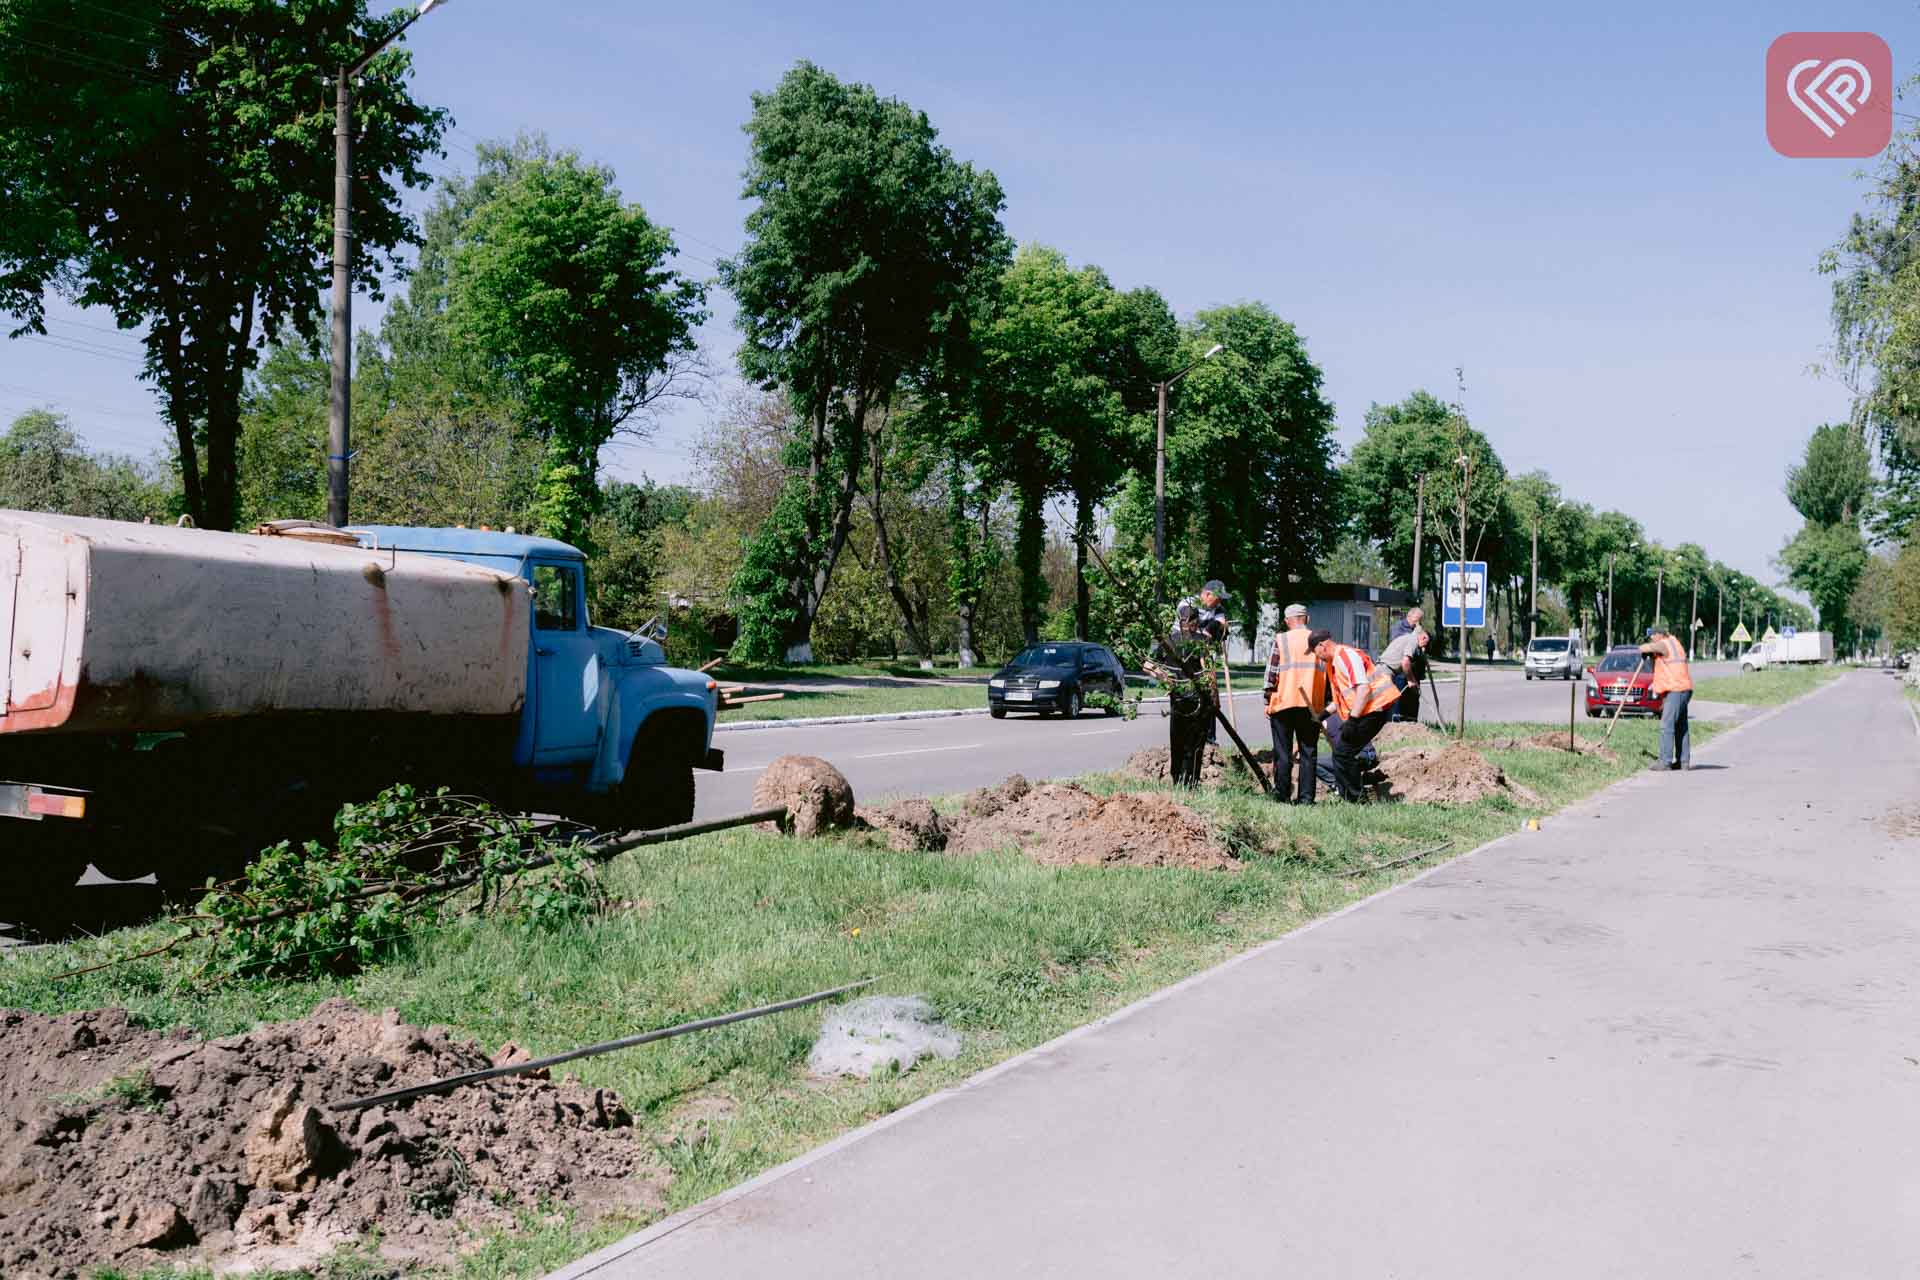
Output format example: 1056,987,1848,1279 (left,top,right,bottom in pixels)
613,759,695,833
